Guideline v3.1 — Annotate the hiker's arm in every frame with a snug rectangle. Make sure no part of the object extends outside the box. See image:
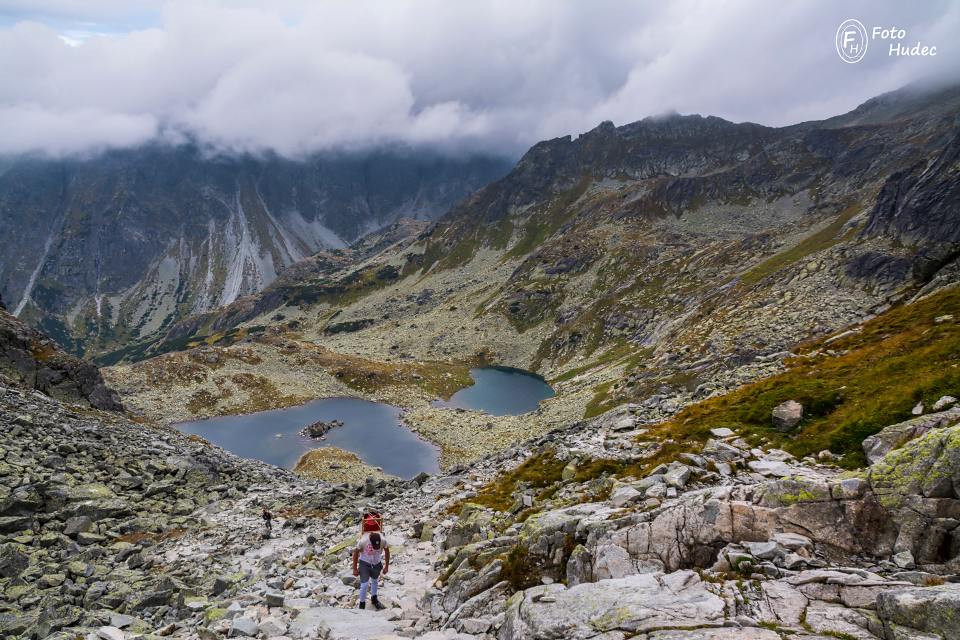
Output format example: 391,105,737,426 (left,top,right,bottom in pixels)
383,547,390,573
352,549,359,576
